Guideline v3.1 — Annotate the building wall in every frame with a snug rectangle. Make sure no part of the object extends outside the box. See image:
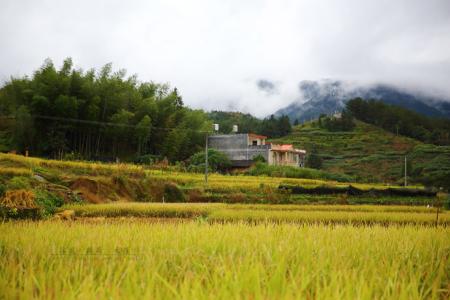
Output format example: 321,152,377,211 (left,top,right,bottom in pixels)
208,134,269,162
247,136,265,146
269,151,305,167
208,134,306,167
